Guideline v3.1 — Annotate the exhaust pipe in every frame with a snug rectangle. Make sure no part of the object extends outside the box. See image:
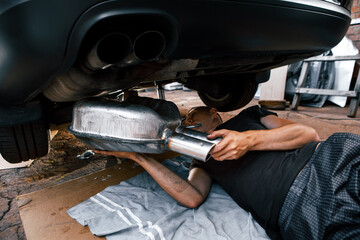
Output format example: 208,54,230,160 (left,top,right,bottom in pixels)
165,127,221,161
86,31,166,70
119,30,167,66
44,32,166,101
68,97,221,161
86,33,132,70
133,31,166,61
